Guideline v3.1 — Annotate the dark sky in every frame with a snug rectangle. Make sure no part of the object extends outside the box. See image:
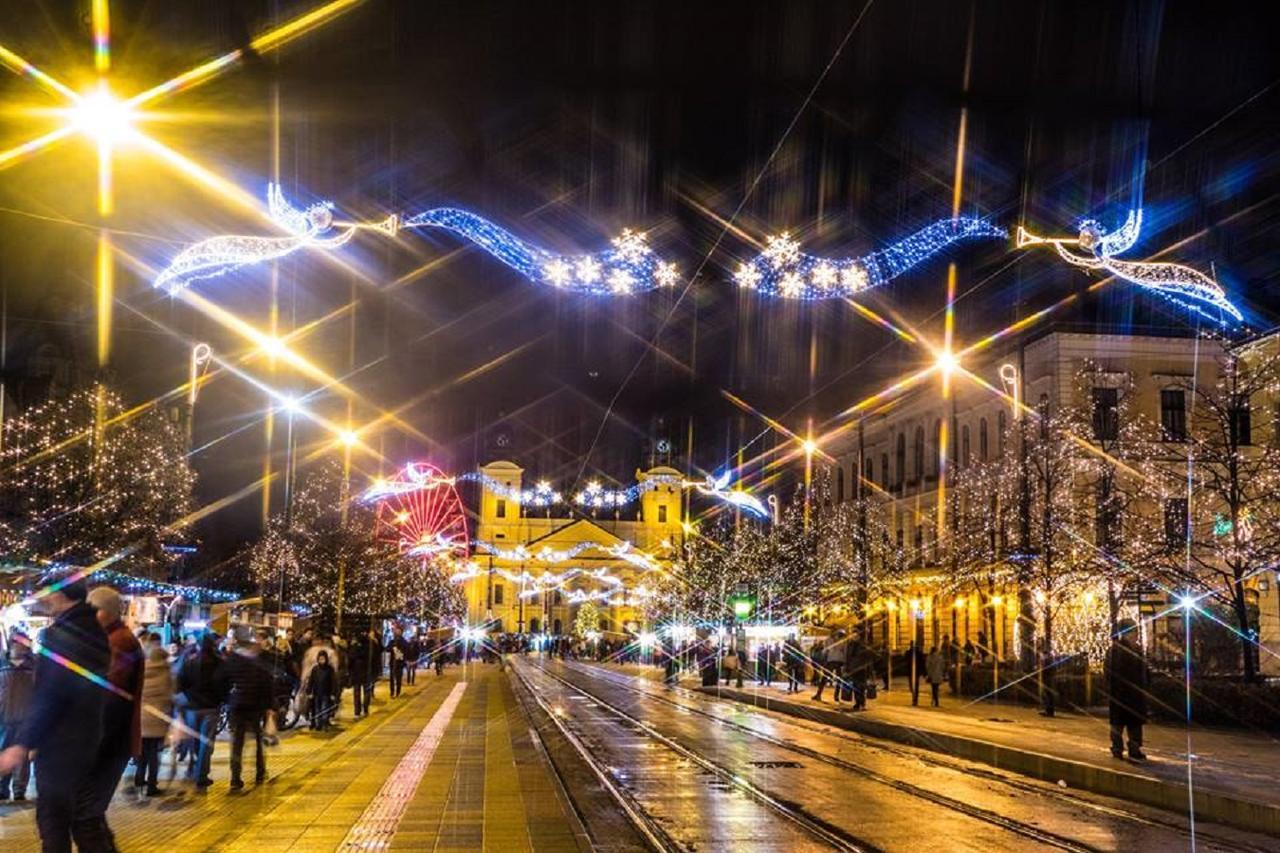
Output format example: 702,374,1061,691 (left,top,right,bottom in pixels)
1,0,1278,562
